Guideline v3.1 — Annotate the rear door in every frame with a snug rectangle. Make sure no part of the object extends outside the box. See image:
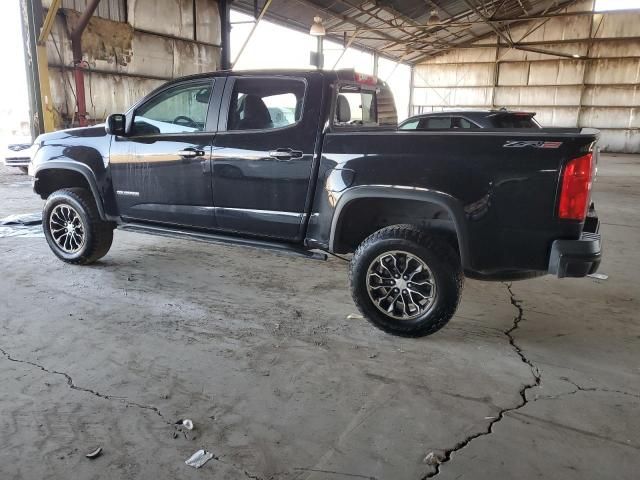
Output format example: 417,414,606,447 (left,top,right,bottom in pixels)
110,78,223,228
211,75,321,241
